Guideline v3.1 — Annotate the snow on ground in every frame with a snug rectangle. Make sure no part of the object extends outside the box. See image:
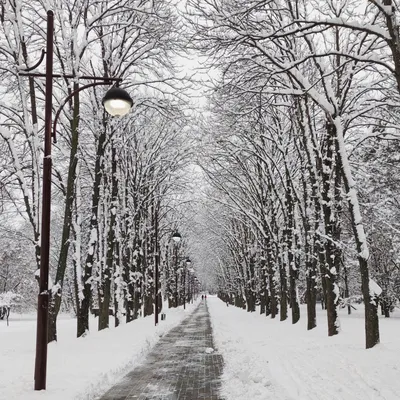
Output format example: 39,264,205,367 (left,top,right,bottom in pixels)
0,301,199,400
208,297,400,400
3,297,400,400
